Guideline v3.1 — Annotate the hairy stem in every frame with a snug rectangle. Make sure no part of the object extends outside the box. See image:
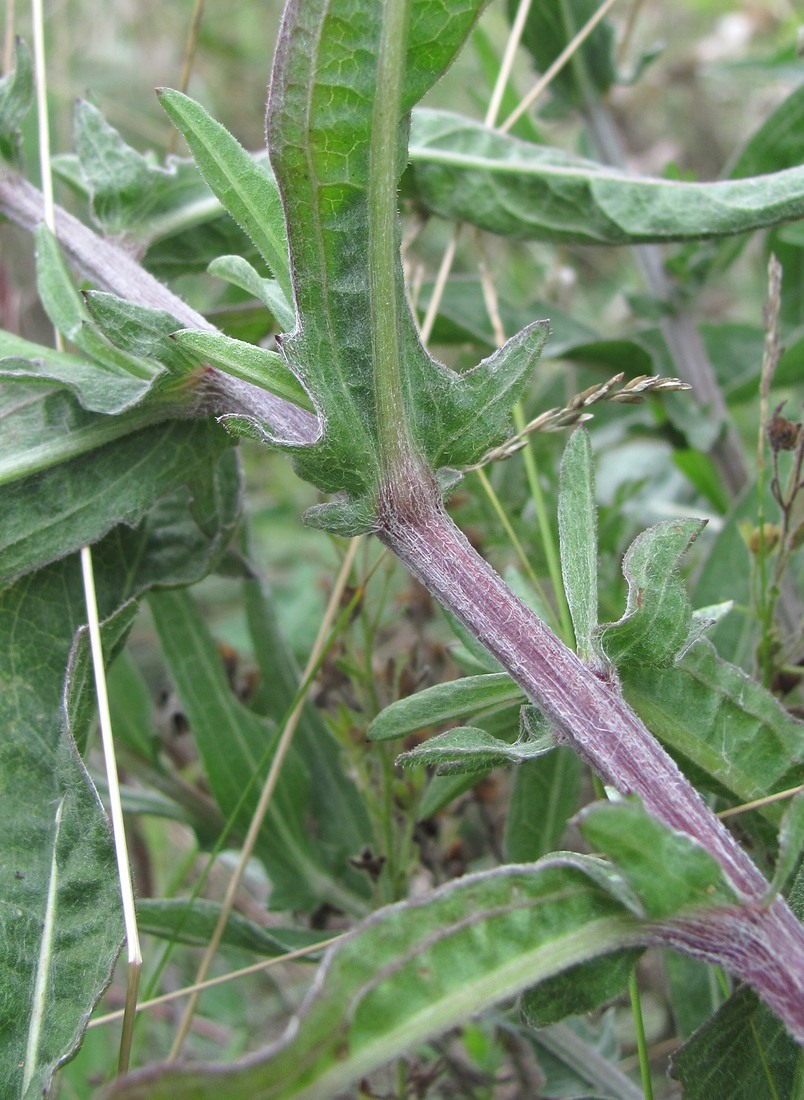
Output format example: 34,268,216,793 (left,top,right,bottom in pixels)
378,492,804,1036
0,169,317,447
